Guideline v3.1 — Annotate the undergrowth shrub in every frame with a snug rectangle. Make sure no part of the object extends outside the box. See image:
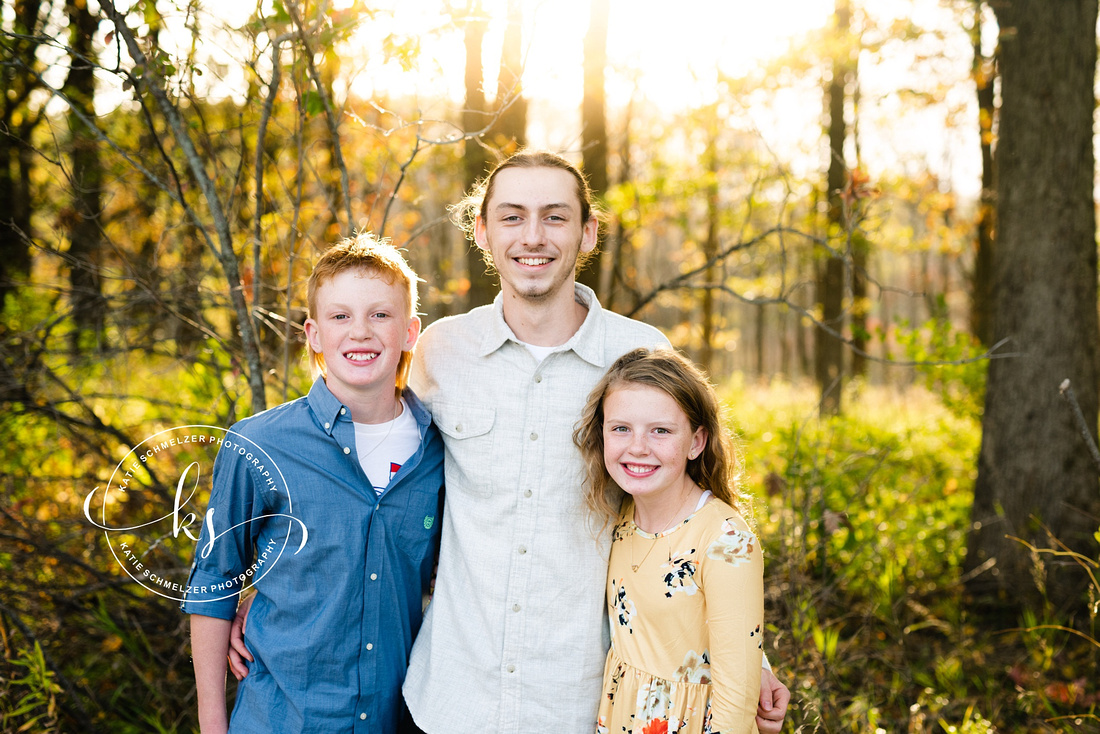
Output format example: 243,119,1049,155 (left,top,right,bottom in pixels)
726,379,1098,733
